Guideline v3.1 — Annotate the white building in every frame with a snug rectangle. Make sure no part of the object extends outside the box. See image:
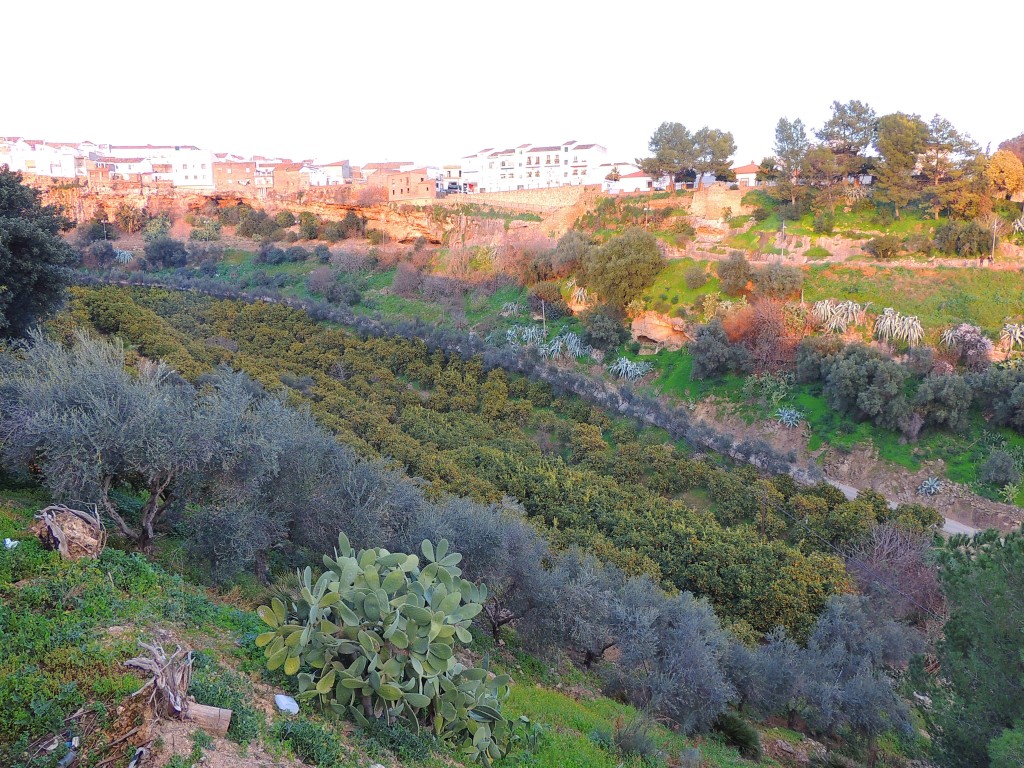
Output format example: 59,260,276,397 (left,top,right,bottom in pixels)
315,159,352,185
459,140,608,192
0,137,84,178
731,162,760,188
109,144,214,189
